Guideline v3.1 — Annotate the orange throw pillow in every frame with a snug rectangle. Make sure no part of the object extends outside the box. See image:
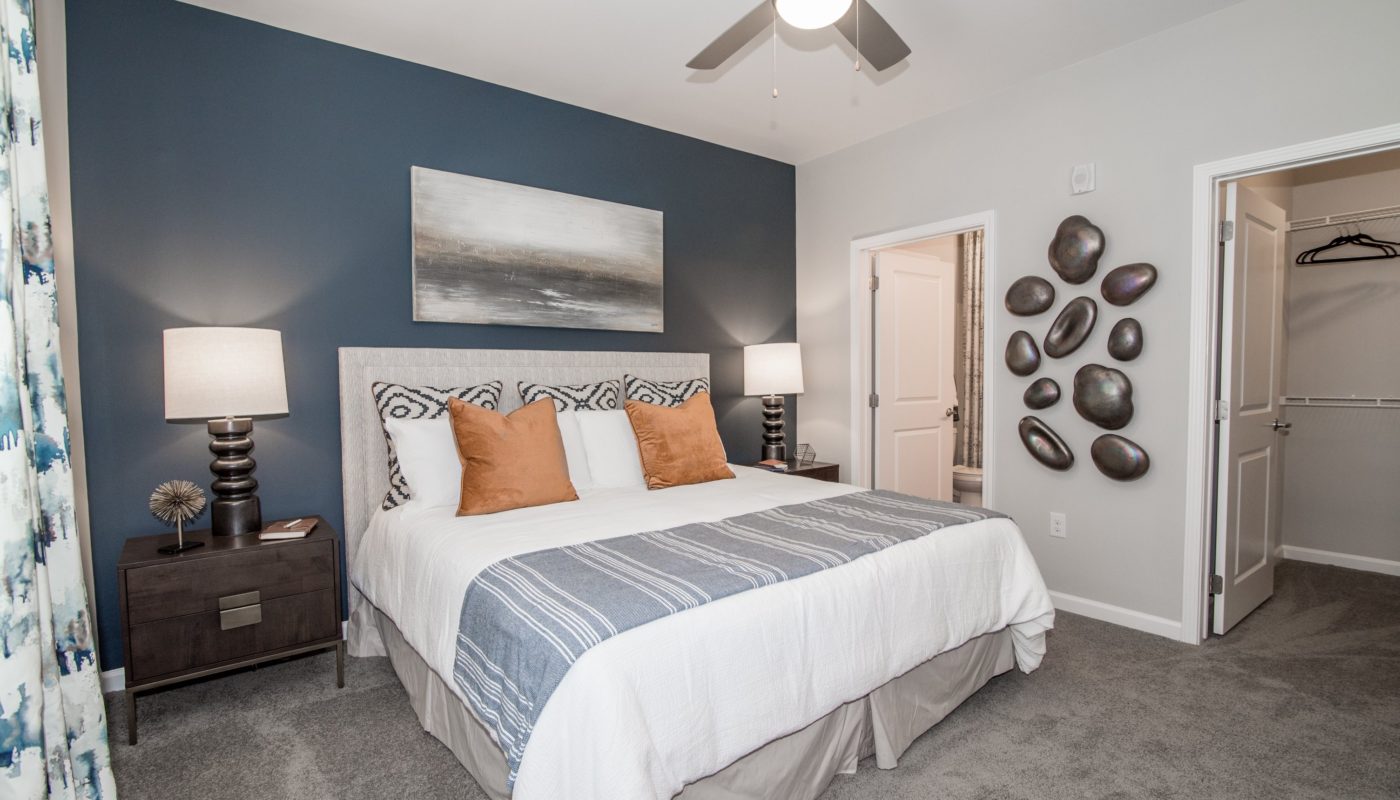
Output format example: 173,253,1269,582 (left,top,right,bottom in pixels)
624,392,735,490
448,398,578,516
